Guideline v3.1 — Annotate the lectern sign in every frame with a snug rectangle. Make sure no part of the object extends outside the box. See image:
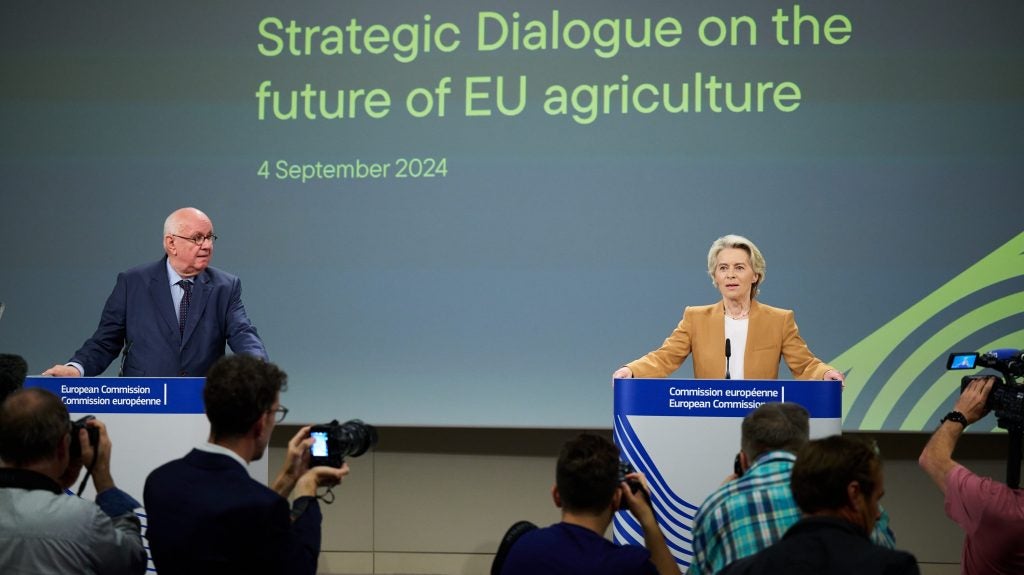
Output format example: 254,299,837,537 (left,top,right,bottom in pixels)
612,378,842,571
617,378,841,418
38,378,205,414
